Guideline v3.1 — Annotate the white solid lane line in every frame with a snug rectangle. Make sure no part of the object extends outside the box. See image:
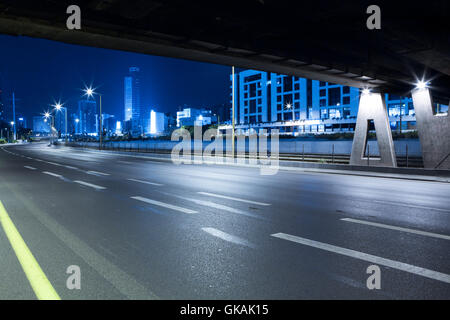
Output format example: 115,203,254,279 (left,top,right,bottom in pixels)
86,170,110,176
42,171,63,178
24,166,36,170
127,178,163,186
202,227,255,248
74,180,106,190
65,165,78,170
341,218,450,241
371,199,450,213
131,196,197,214
197,192,271,206
271,232,450,284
